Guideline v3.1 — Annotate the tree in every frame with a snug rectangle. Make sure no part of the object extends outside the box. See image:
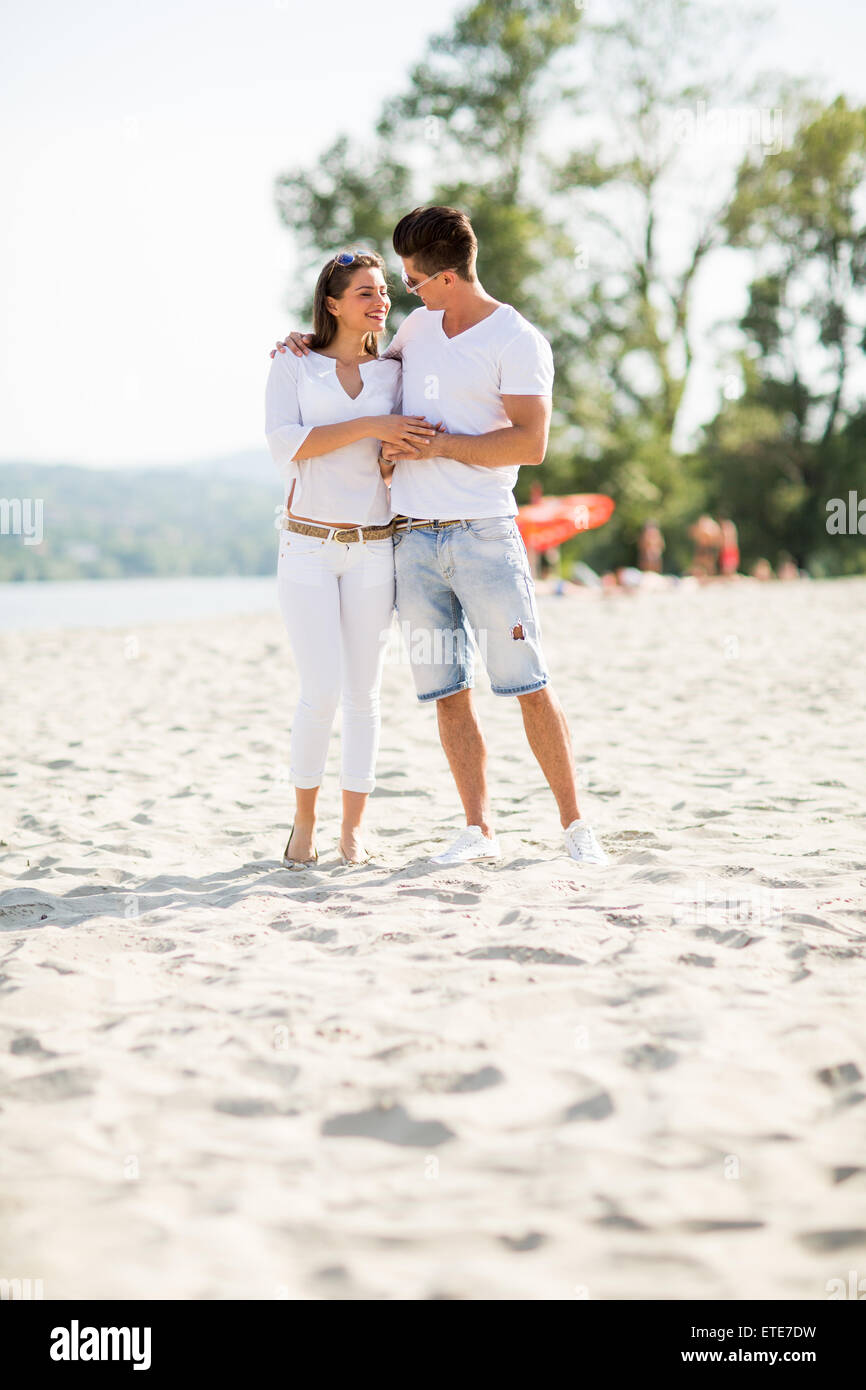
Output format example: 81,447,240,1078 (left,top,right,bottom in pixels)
699,95,866,570
272,1,864,574
274,1,582,323
548,0,796,556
